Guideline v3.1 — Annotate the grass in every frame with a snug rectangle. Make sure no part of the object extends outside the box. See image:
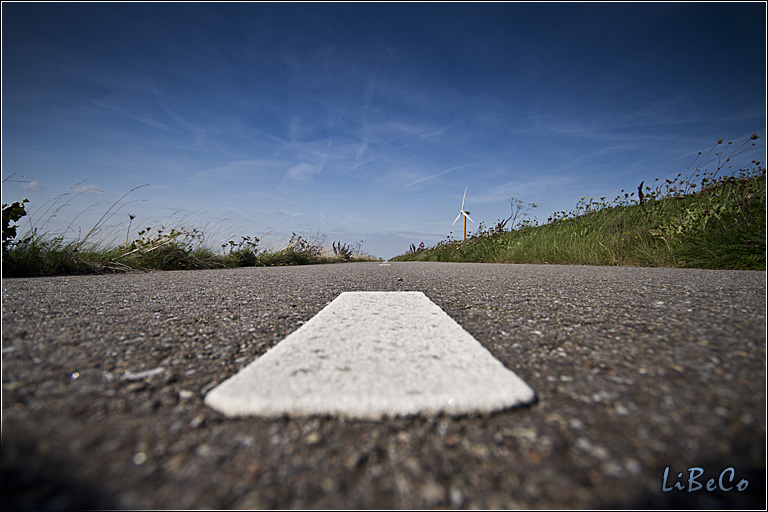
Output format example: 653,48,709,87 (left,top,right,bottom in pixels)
2,184,380,277
2,226,380,278
4,136,764,275
392,135,766,271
